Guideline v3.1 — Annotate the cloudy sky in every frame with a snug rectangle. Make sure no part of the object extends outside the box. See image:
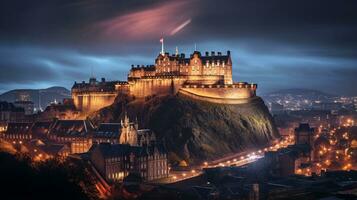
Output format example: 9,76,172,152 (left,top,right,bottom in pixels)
0,0,357,95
